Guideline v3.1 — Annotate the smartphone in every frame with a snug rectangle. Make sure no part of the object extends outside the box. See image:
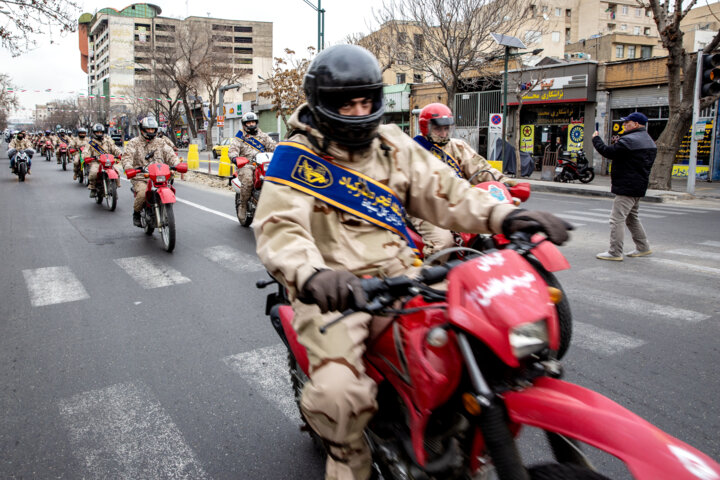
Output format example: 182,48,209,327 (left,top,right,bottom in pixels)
595,122,600,132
